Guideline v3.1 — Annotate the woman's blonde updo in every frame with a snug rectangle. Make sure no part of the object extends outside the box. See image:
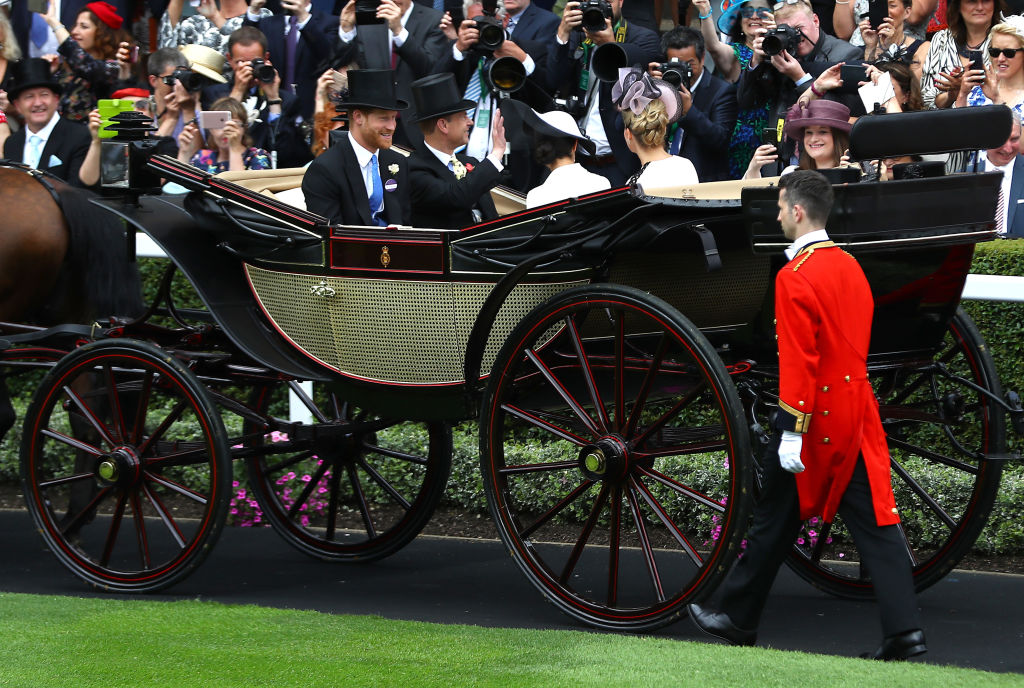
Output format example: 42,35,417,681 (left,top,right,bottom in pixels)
622,99,670,149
